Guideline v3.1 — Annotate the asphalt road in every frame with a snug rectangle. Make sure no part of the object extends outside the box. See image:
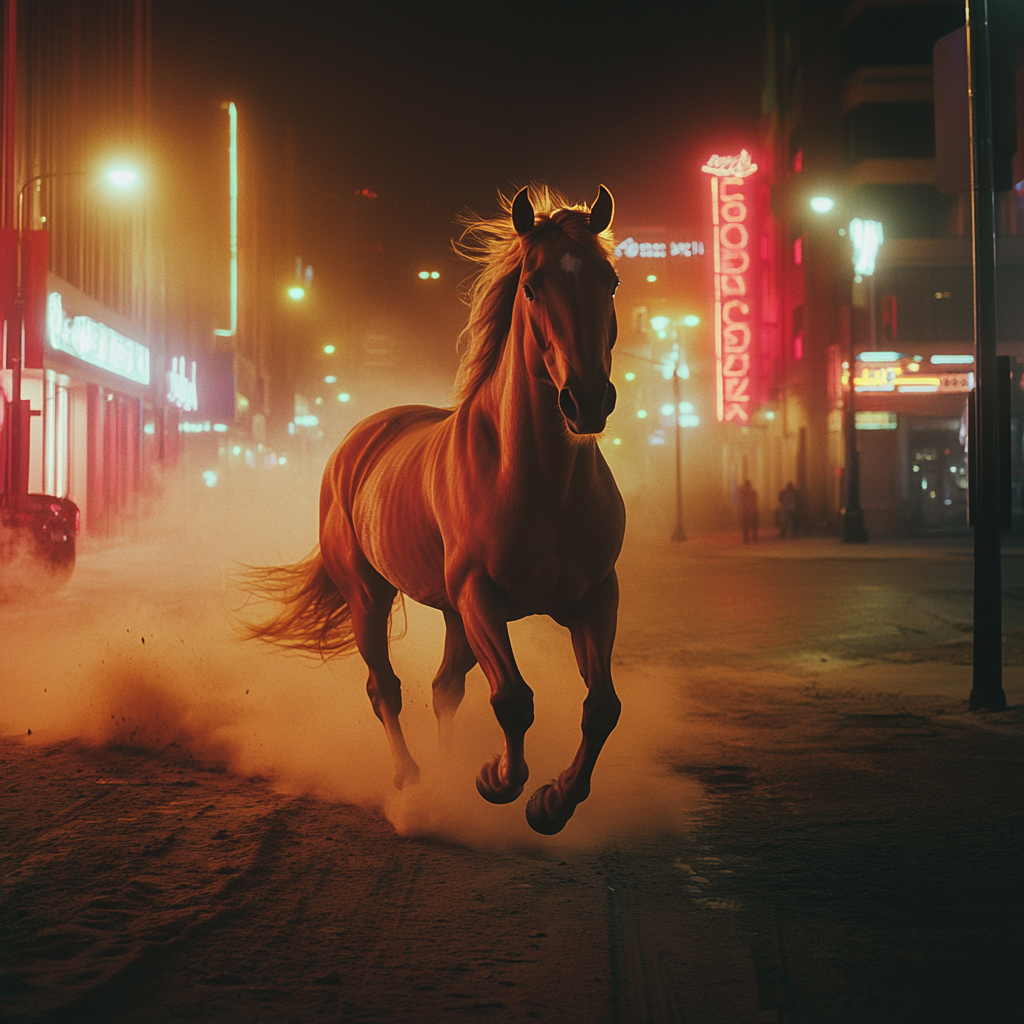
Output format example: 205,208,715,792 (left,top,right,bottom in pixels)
1,475,1021,1023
